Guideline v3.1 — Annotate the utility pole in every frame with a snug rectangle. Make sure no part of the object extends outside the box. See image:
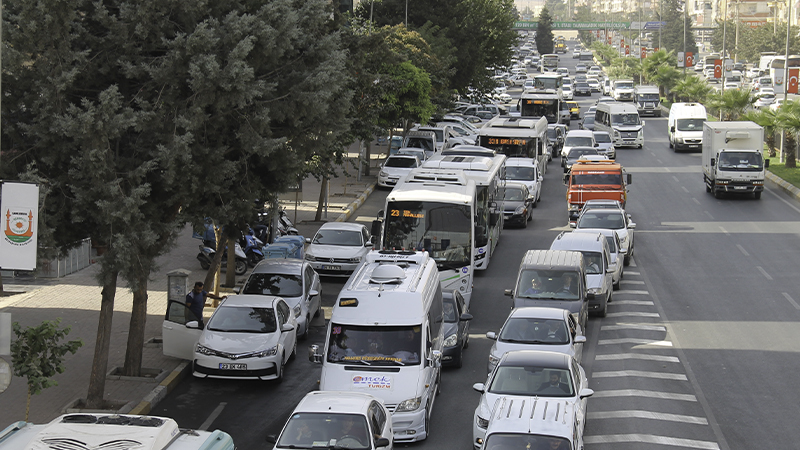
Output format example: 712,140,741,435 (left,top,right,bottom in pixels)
683,0,687,74
721,0,727,94
734,0,740,62
784,0,791,104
